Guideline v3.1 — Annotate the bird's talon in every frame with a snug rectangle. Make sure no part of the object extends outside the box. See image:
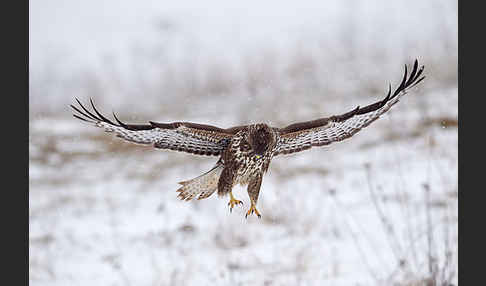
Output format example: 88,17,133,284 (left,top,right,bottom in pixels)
228,197,243,213
245,204,261,218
